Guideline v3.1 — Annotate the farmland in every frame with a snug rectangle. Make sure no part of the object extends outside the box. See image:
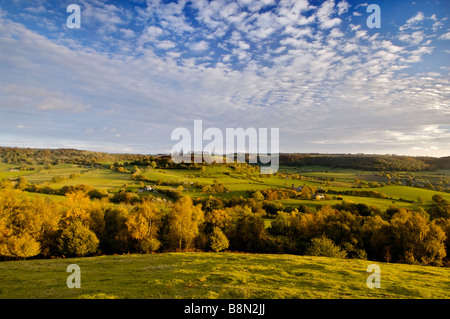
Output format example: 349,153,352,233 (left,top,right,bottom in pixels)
1,149,450,300
1,252,449,299
2,161,449,210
